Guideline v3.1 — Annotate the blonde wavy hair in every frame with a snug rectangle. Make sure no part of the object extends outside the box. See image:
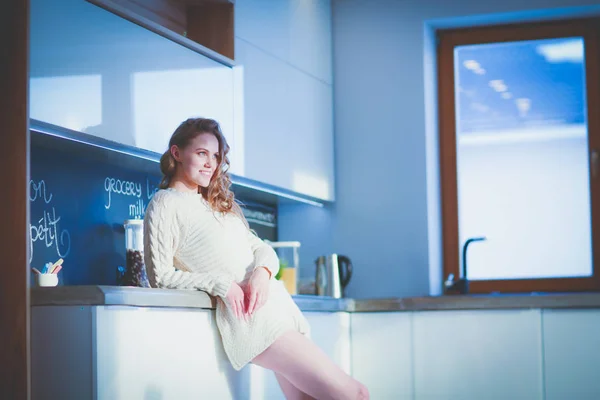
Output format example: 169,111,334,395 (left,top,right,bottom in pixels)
159,118,248,227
